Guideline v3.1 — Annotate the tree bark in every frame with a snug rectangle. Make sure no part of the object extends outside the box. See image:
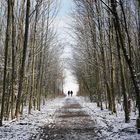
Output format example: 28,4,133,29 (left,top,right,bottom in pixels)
0,0,12,126
15,0,30,119
11,0,16,120
29,1,39,114
115,29,130,123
